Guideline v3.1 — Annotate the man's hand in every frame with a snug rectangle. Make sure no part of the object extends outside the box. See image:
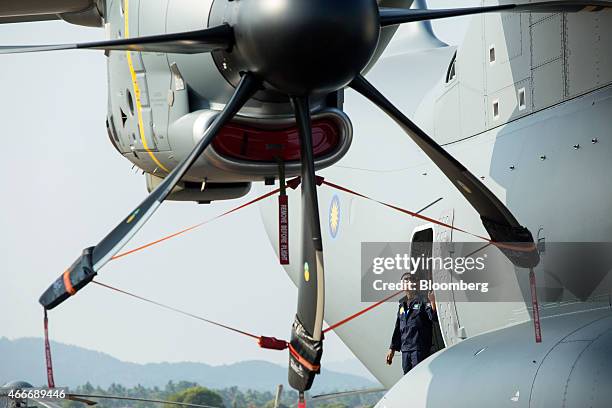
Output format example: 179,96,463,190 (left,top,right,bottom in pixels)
386,349,395,365
428,290,436,311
